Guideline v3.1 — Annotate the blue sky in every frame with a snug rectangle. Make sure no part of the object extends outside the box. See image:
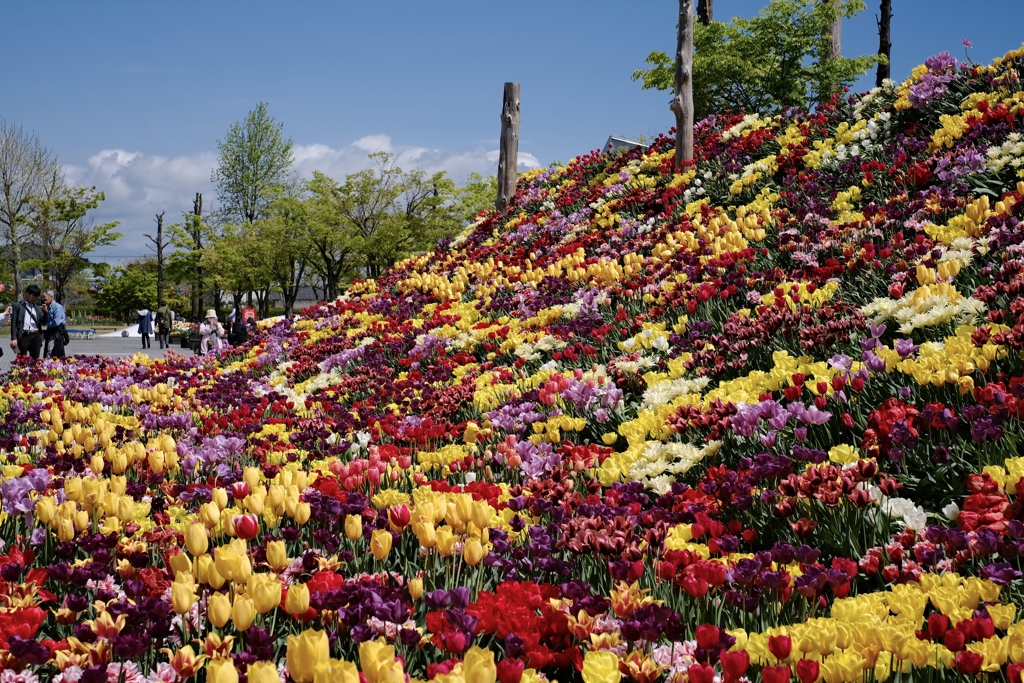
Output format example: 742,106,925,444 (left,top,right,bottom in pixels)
3,0,1022,260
